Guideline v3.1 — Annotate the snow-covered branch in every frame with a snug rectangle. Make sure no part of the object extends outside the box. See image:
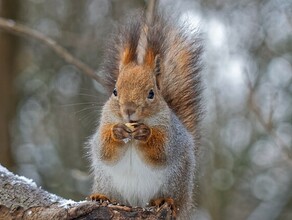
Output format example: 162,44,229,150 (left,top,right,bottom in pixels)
0,165,173,220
